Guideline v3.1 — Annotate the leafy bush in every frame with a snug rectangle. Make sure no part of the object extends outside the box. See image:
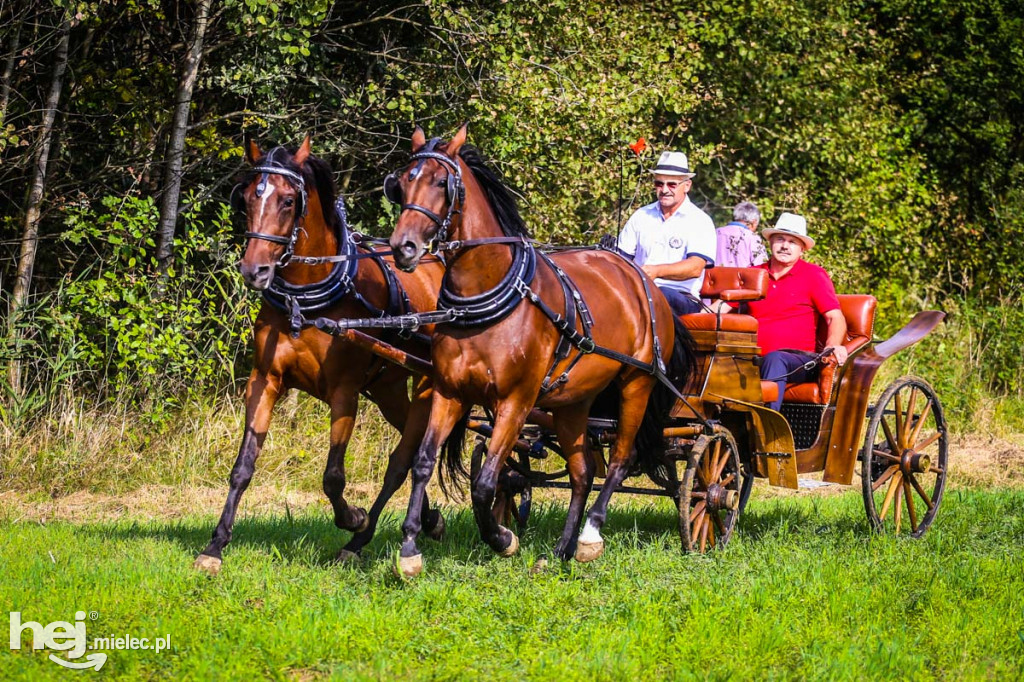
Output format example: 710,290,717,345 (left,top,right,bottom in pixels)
5,192,256,422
